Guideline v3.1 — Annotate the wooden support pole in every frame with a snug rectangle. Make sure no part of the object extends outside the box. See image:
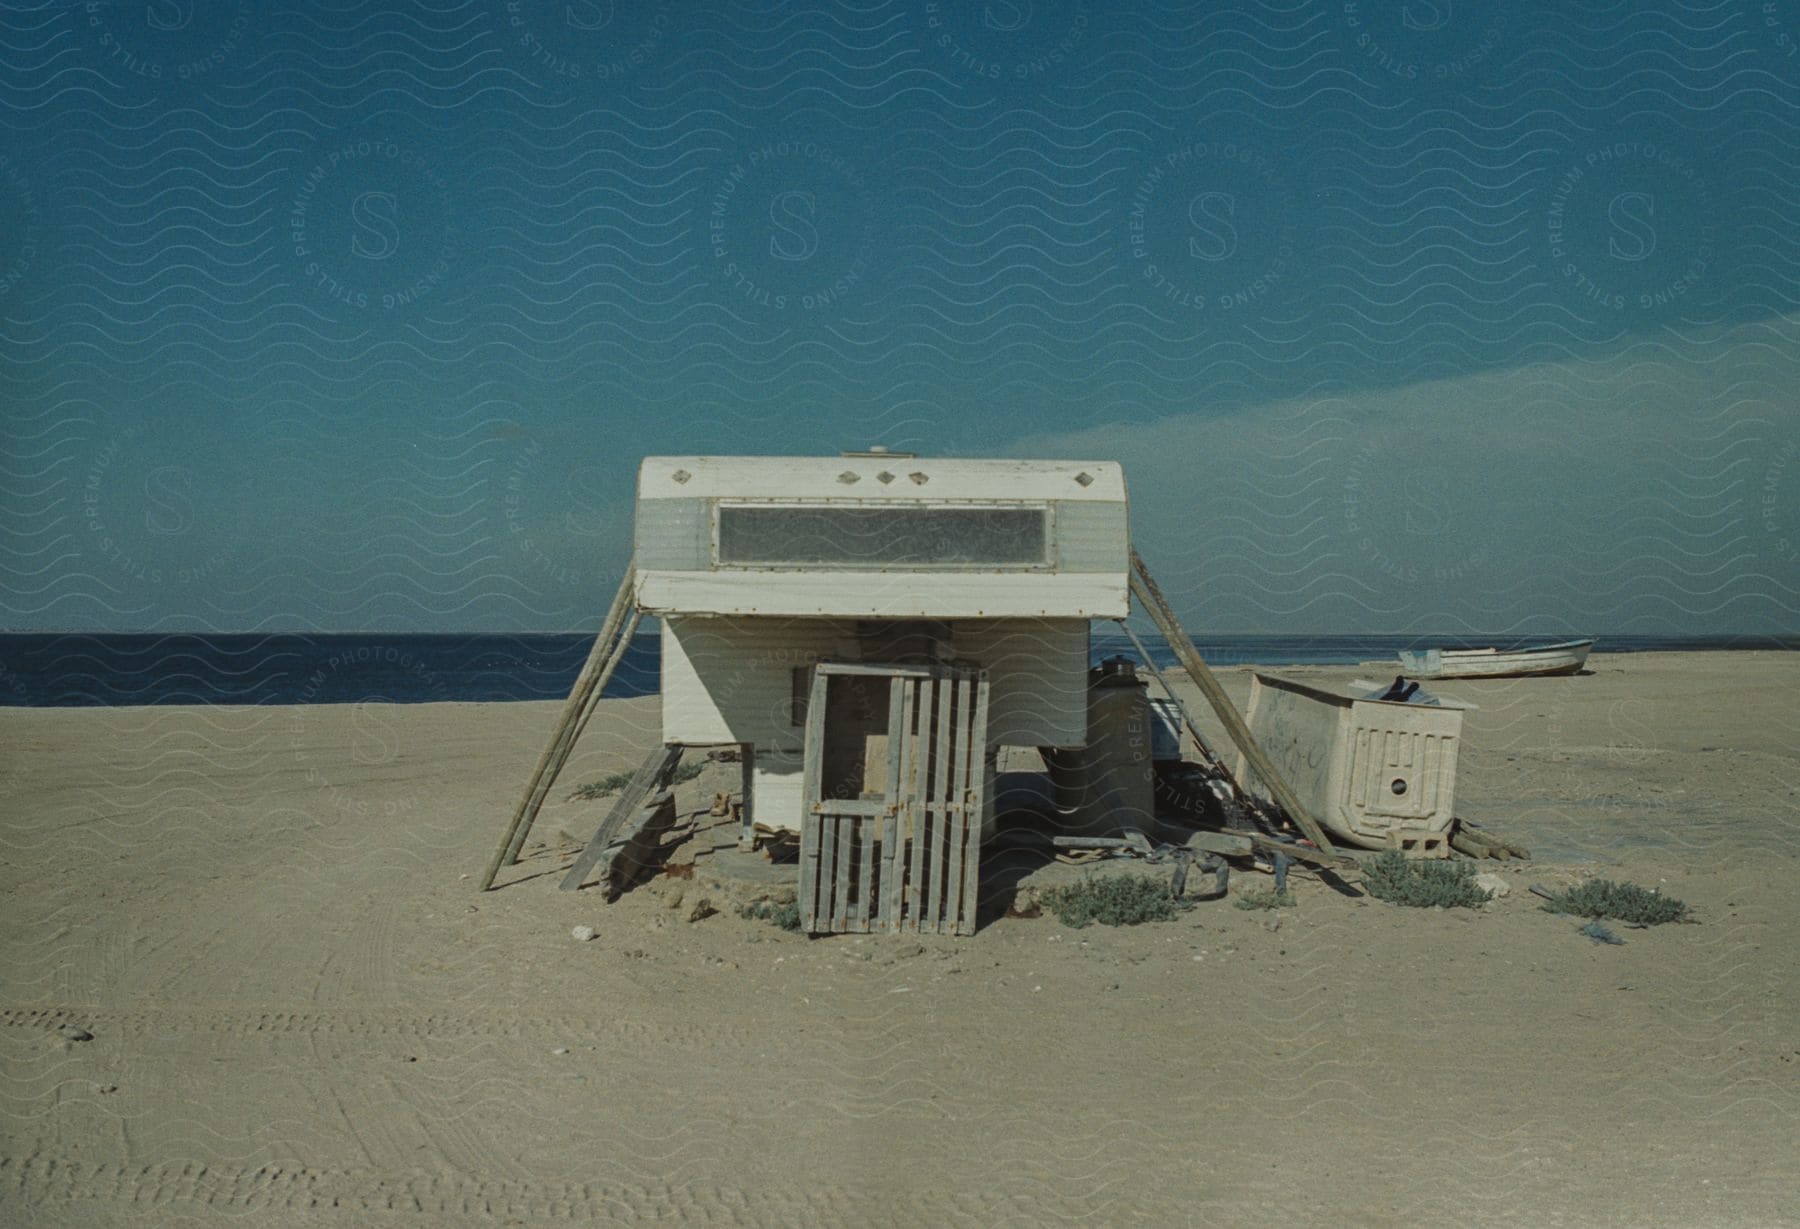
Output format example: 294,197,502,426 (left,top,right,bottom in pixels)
560,607,644,755
500,607,643,874
1127,549,1341,860
478,561,639,890
737,744,755,851
494,605,643,878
